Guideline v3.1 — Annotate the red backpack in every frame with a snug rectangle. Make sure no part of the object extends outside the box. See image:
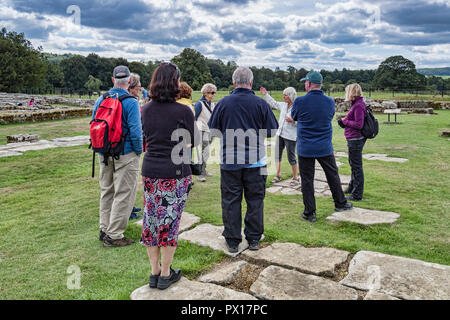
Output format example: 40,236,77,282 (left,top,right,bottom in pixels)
89,92,136,177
